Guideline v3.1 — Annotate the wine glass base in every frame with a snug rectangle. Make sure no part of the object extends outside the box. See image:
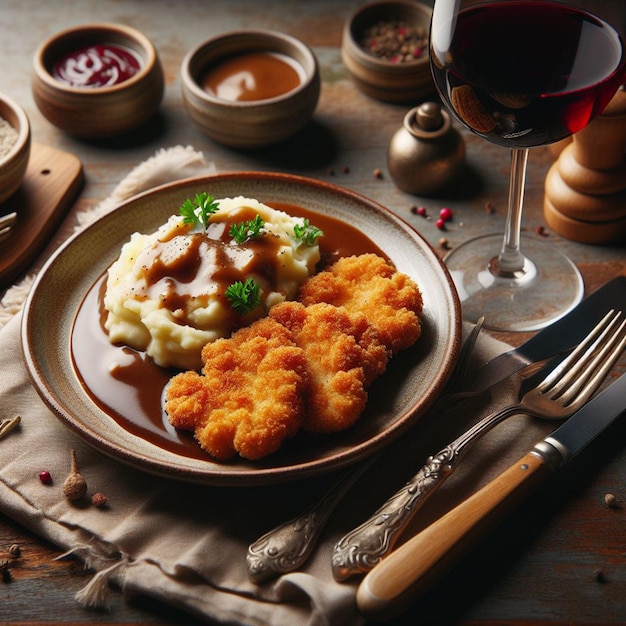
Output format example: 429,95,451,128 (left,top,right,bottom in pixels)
444,233,584,332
